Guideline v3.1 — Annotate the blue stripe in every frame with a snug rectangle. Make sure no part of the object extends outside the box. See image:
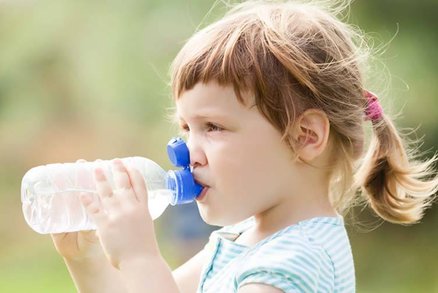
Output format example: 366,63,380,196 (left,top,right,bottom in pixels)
198,216,355,293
